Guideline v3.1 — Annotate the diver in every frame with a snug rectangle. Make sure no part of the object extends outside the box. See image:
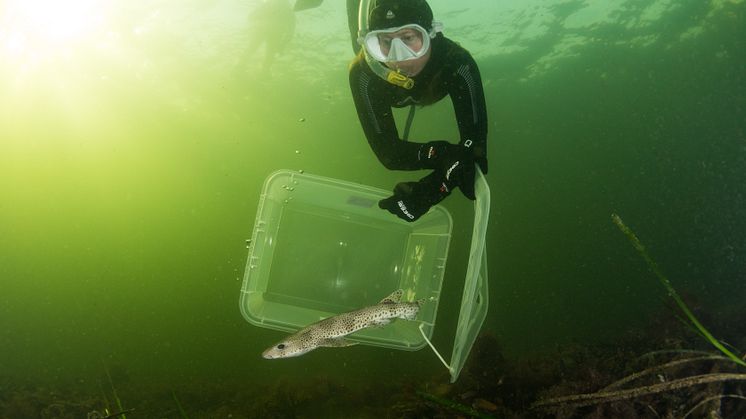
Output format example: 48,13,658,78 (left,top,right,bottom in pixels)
348,0,489,222
236,0,296,75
